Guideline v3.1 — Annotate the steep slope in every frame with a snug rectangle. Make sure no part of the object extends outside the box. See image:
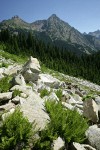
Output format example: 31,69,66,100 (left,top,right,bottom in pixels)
88,30,100,49
31,14,95,49
0,51,100,149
